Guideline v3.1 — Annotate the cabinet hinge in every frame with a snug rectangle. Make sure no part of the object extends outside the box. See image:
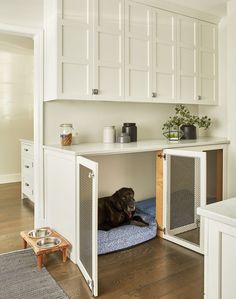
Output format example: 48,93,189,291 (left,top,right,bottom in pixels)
157,225,166,234
88,172,95,179
87,279,94,294
157,153,166,160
